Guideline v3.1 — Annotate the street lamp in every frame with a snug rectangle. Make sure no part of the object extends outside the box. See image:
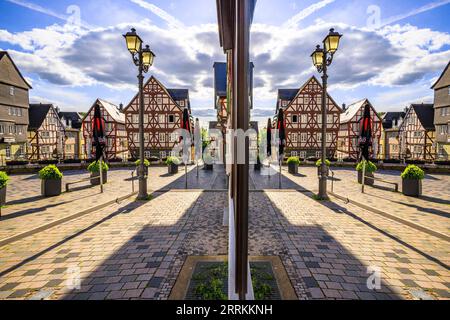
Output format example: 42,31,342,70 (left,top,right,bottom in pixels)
124,28,155,200
311,28,342,200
